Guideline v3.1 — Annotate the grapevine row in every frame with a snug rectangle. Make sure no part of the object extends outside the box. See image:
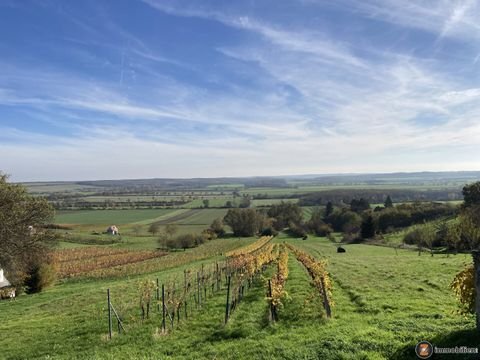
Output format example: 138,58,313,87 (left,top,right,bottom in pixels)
286,244,333,318
225,235,273,257
267,244,289,322
224,241,277,322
